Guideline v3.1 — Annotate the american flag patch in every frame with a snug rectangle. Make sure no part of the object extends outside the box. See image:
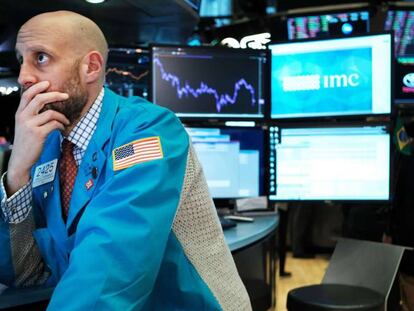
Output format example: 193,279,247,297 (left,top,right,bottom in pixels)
112,136,163,171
